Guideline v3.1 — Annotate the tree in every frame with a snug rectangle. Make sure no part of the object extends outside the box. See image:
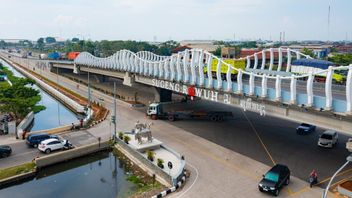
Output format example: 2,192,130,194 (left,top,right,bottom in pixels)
45,37,56,44
302,48,315,58
71,37,79,43
37,38,44,50
213,46,221,57
240,41,257,48
156,40,180,55
0,65,45,119
0,40,7,48
328,54,352,65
